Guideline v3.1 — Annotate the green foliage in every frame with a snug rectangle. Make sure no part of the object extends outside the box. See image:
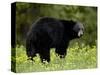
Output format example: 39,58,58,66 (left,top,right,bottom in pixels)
11,44,97,73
